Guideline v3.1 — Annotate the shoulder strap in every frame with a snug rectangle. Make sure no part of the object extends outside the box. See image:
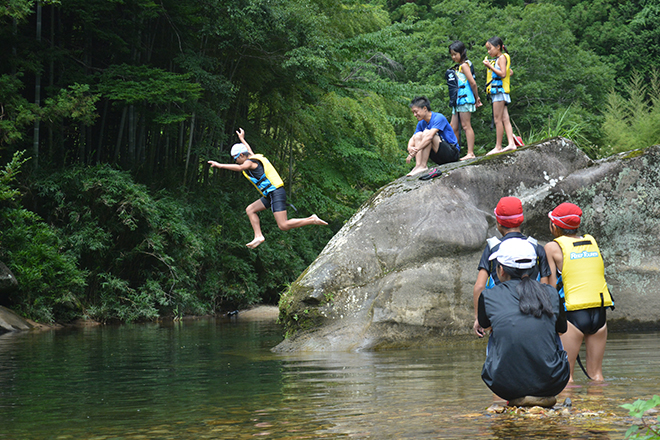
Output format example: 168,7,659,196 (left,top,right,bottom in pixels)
487,236,501,251
526,236,538,246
